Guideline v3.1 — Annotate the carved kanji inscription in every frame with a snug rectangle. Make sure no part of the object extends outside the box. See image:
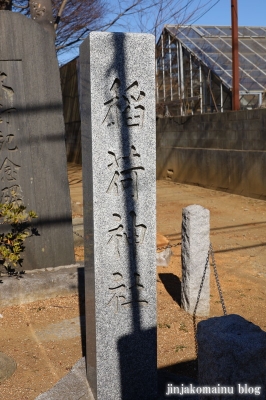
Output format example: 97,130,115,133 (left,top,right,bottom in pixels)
107,211,147,258
107,271,148,313
107,145,144,199
0,71,22,204
103,79,145,128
